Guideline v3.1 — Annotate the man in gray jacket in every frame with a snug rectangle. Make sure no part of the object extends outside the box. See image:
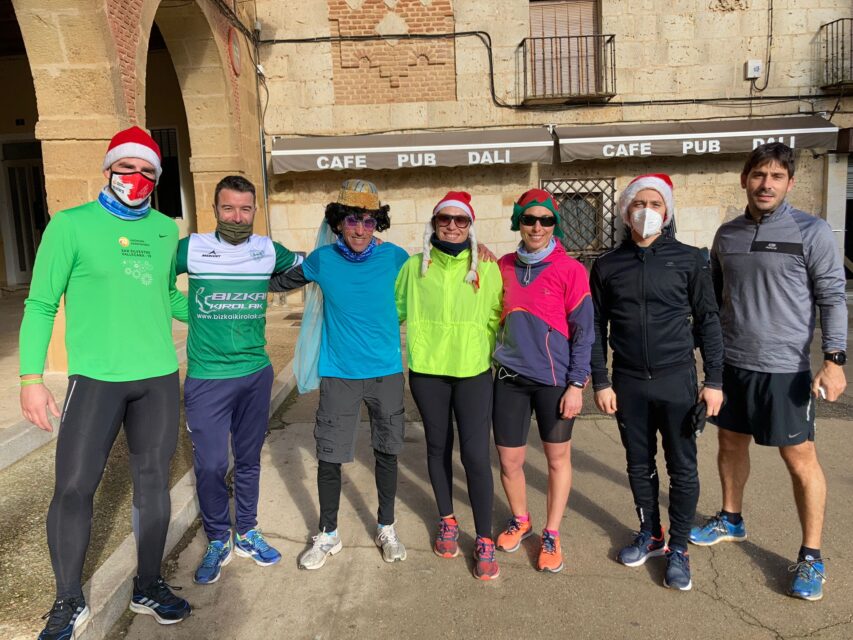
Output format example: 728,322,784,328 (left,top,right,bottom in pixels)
689,142,847,602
